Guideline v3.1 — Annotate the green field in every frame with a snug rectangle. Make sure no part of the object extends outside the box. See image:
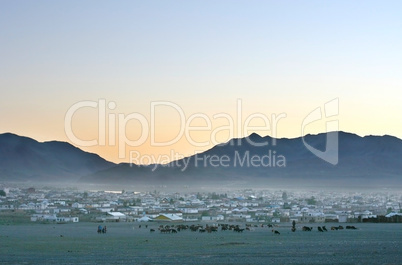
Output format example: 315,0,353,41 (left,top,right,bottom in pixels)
1,222,400,264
